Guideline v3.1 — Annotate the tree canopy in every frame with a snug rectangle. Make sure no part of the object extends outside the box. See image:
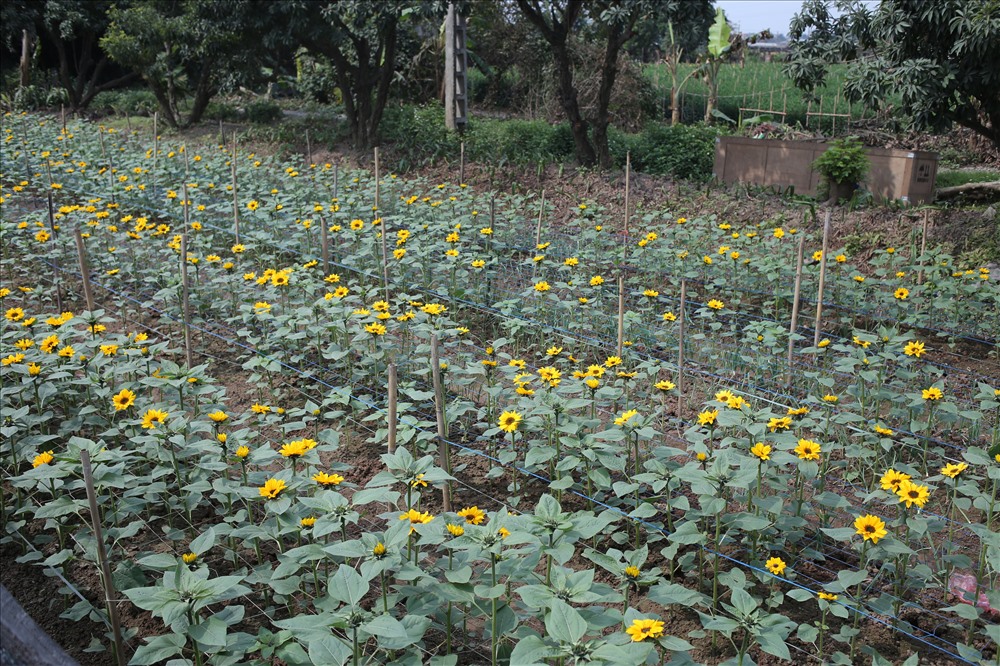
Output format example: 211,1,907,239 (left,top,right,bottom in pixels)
786,0,1000,147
